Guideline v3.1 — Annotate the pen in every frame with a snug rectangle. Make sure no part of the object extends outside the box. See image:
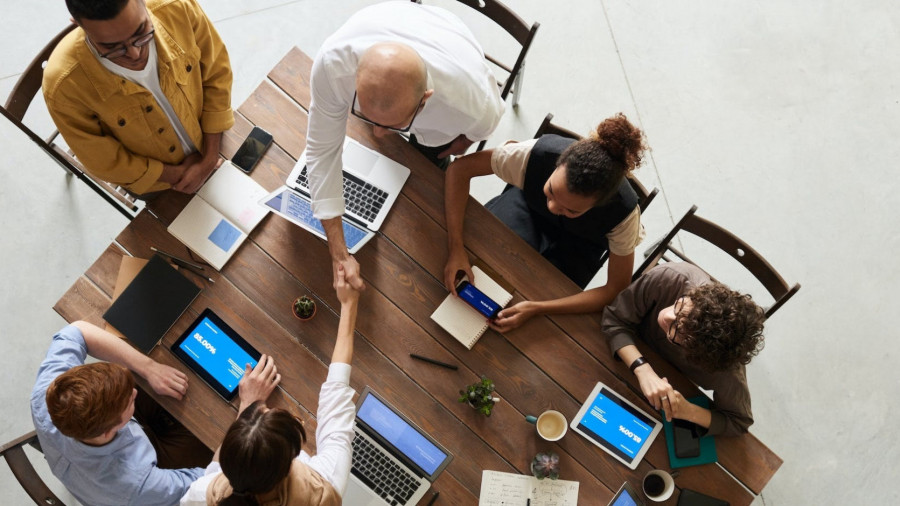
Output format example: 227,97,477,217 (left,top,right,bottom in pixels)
151,247,205,270
151,247,215,283
426,491,439,506
410,353,458,370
